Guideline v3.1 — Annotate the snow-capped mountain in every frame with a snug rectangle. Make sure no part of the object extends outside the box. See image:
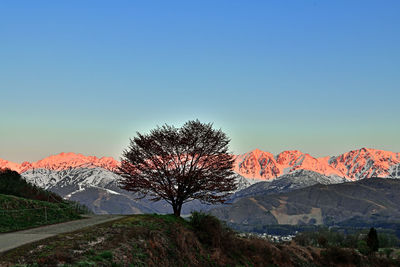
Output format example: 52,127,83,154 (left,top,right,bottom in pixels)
21,166,248,214
21,167,162,214
1,148,399,183
1,148,398,214
231,169,345,201
327,148,400,179
0,152,118,173
234,148,400,180
22,167,118,193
